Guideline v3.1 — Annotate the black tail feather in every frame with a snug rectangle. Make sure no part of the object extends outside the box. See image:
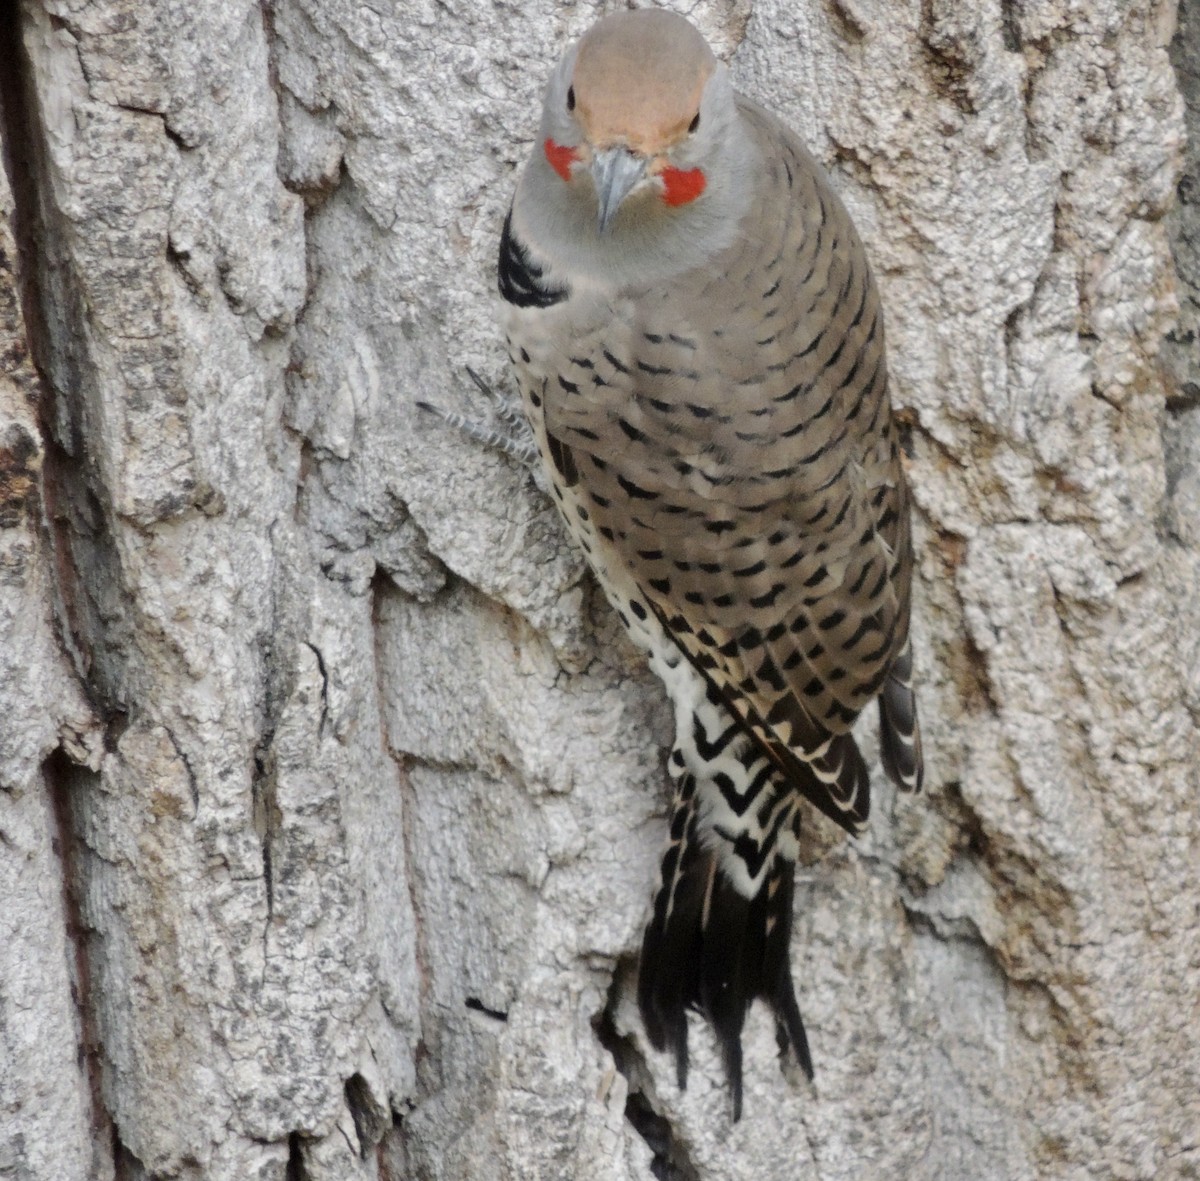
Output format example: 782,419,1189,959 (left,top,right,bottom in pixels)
878,639,924,792
765,859,813,1081
638,774,704,1089
638,788,811,1119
